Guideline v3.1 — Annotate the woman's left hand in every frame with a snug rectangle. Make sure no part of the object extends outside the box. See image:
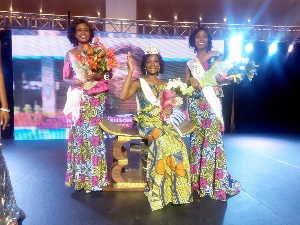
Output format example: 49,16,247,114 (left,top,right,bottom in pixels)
85,72,103,81
85,72,97,81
